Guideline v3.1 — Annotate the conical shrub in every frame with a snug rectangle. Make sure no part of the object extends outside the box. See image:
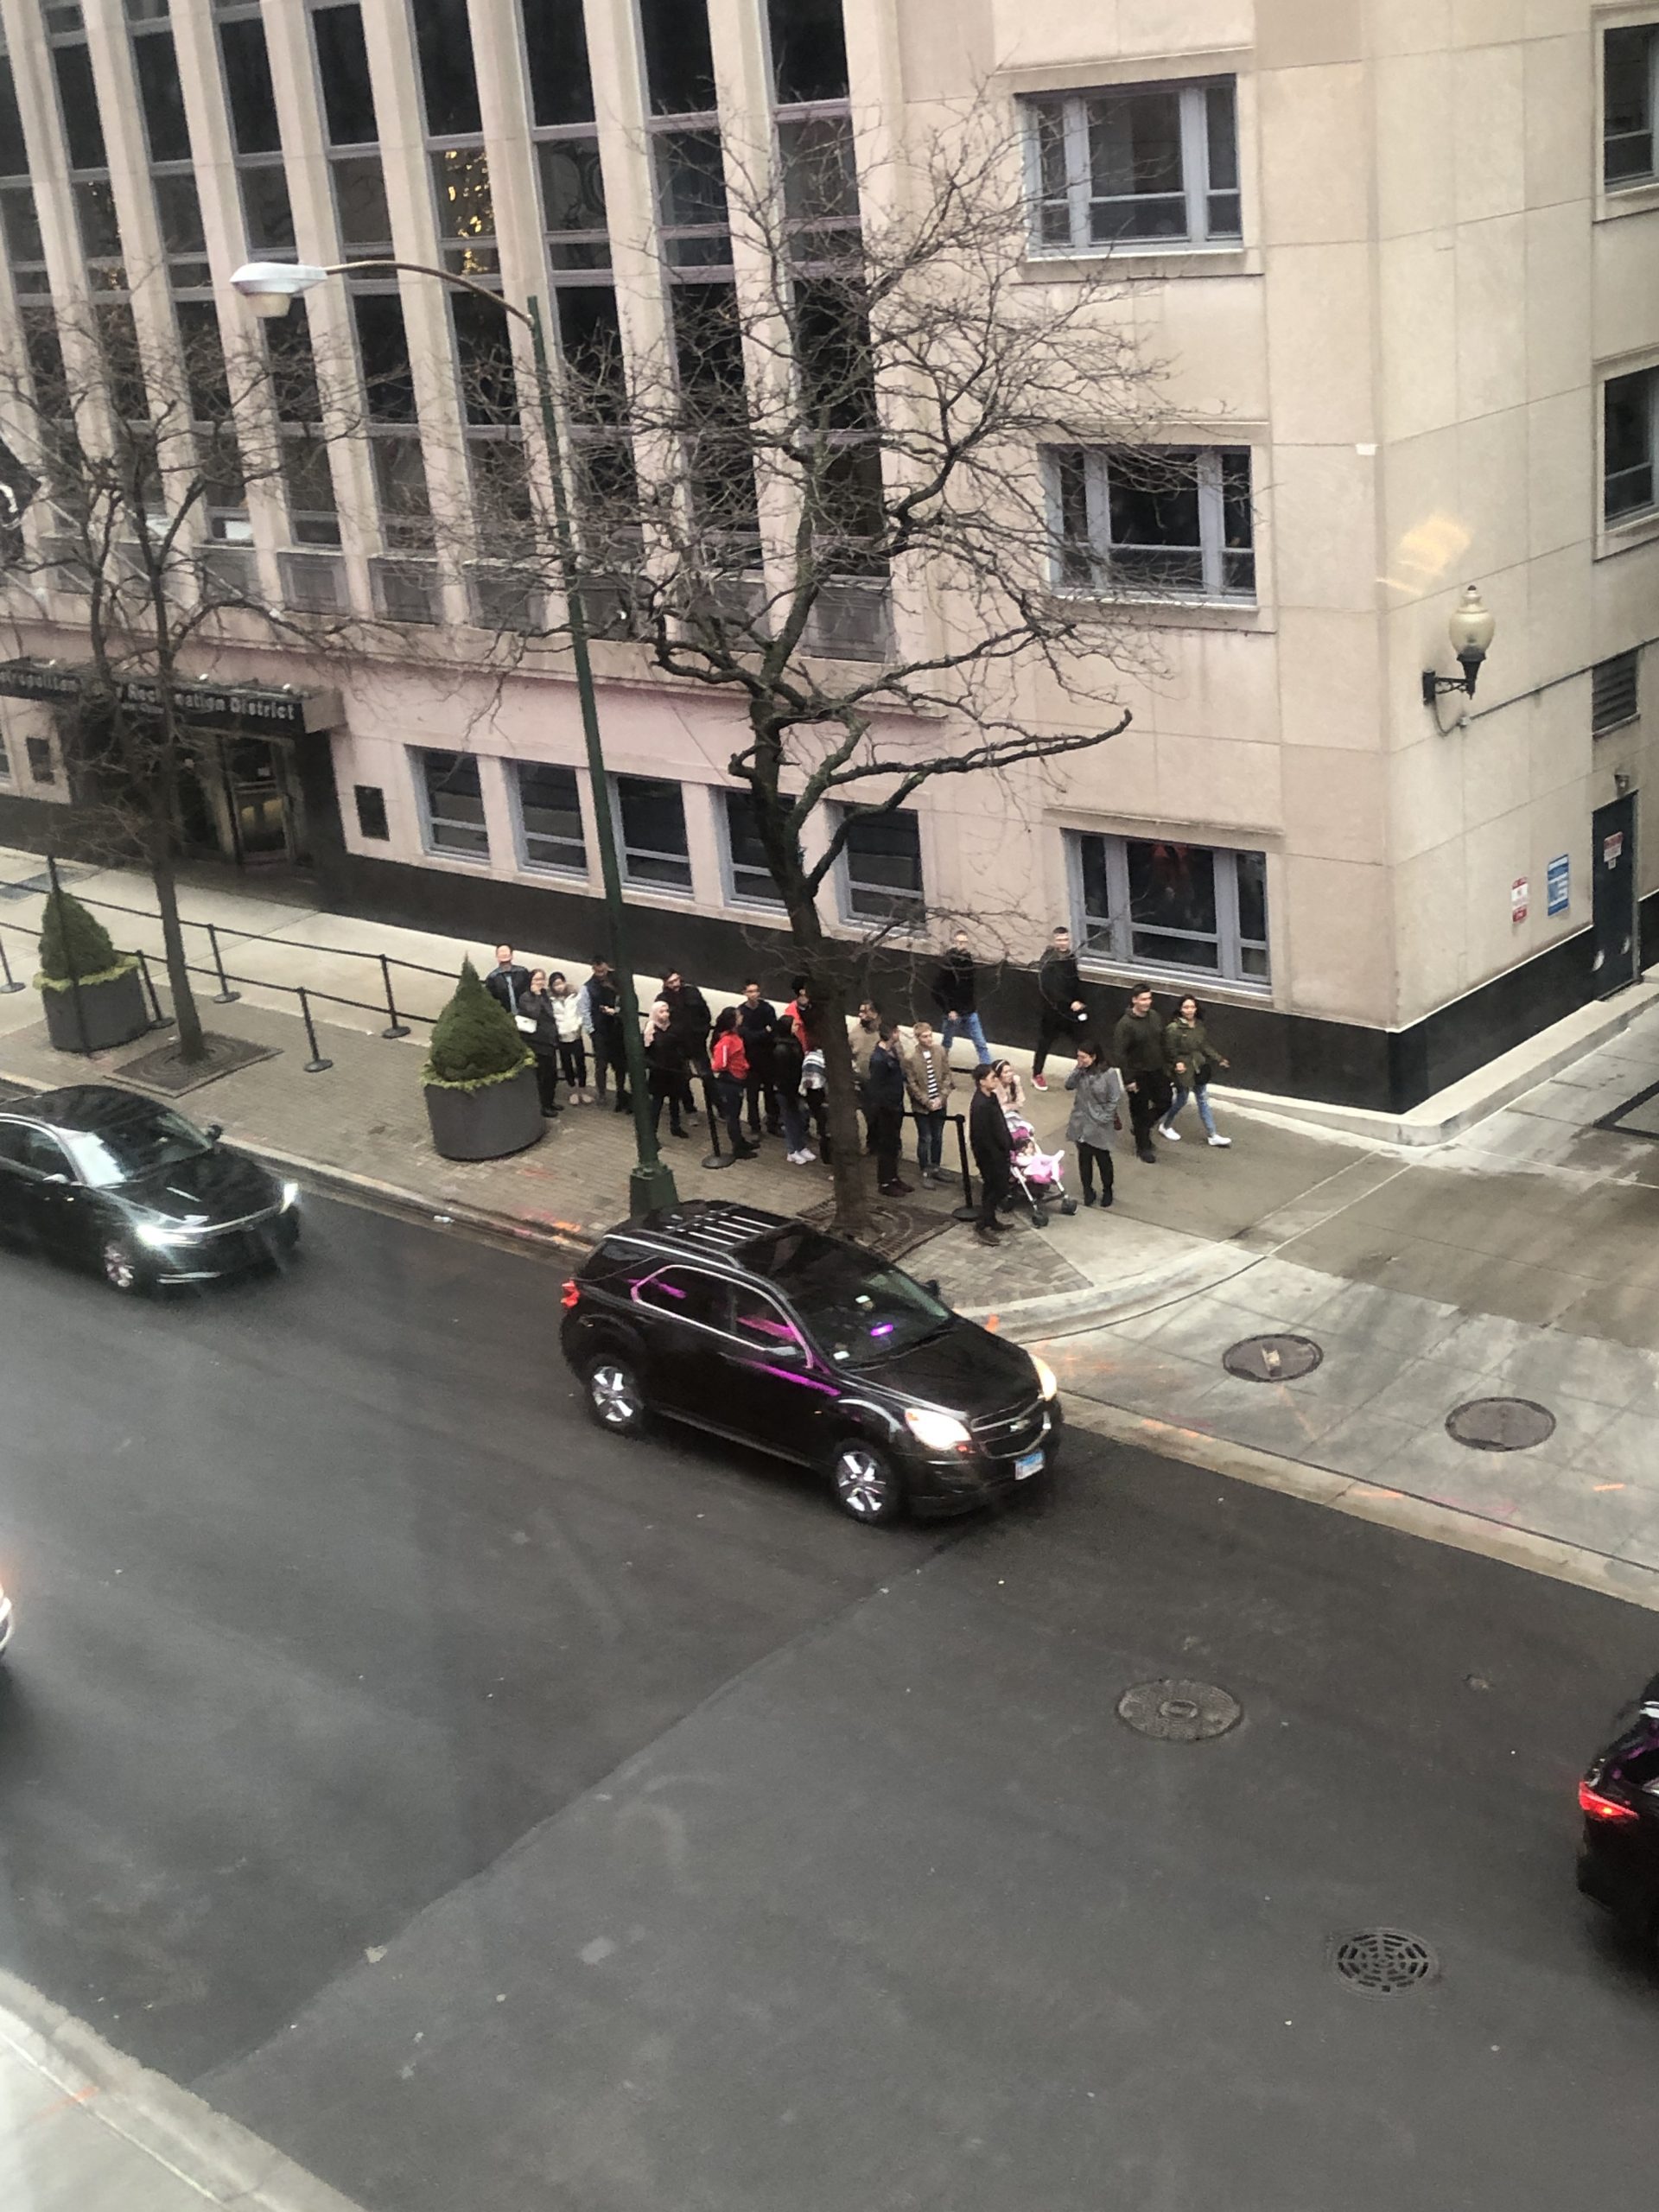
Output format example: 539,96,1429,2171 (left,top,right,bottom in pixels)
423,957,532,1089
37,887,129,987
